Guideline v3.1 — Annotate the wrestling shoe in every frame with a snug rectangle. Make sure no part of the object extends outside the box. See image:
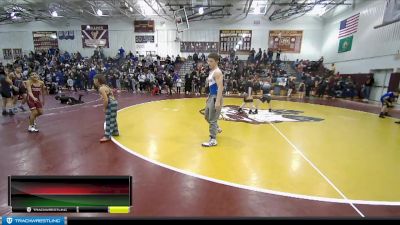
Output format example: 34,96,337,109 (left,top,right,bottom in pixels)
202,138,217,147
